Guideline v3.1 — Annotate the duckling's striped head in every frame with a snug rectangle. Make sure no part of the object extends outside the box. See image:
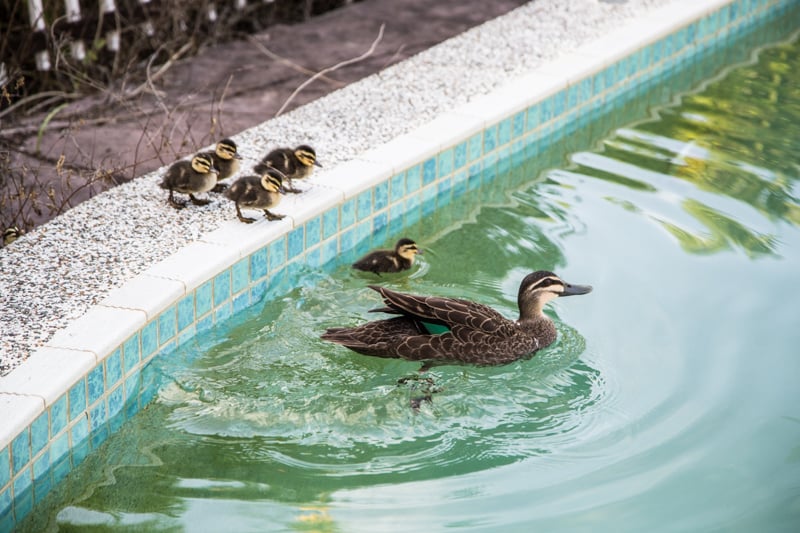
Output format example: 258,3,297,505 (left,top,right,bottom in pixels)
395,238,422,261
294,145,321,168
3,226,23,246
518,270,592,318
260,169,285,192
191,153,215,174
215,139,240,160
